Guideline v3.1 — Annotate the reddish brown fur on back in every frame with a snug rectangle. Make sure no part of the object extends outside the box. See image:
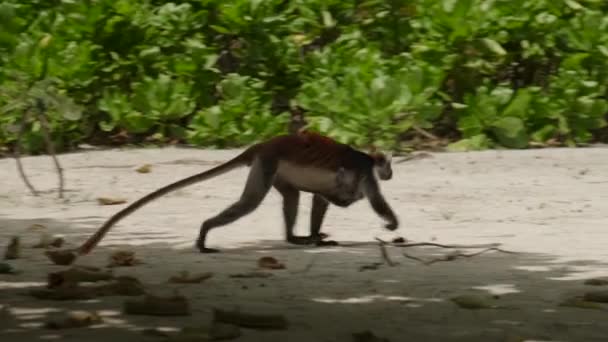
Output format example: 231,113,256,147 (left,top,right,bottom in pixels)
254,131,374,171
